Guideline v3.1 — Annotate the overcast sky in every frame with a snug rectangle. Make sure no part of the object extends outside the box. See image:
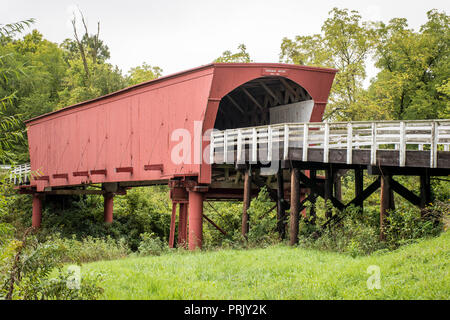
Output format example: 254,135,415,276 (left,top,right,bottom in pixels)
2,0,449,83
